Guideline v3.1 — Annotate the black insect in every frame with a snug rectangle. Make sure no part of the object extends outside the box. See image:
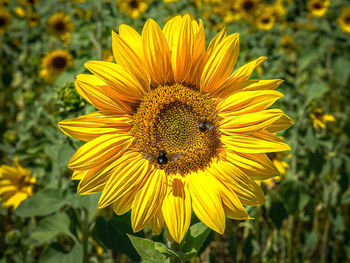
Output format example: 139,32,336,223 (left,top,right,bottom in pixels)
143,151,182,169
196,119,214,132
